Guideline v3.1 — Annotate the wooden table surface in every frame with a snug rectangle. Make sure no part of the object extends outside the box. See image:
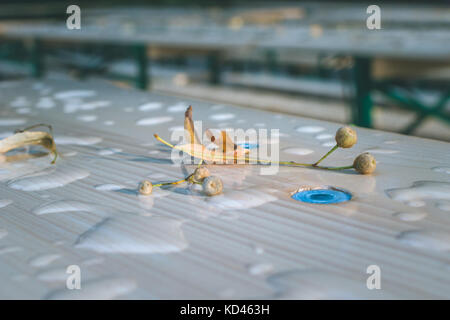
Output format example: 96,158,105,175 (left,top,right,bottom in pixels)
0,76,449,299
